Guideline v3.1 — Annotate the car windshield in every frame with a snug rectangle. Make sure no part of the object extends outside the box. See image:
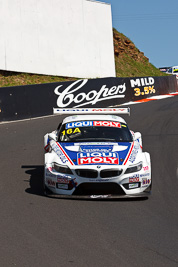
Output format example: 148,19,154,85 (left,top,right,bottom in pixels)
58,120,133,142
